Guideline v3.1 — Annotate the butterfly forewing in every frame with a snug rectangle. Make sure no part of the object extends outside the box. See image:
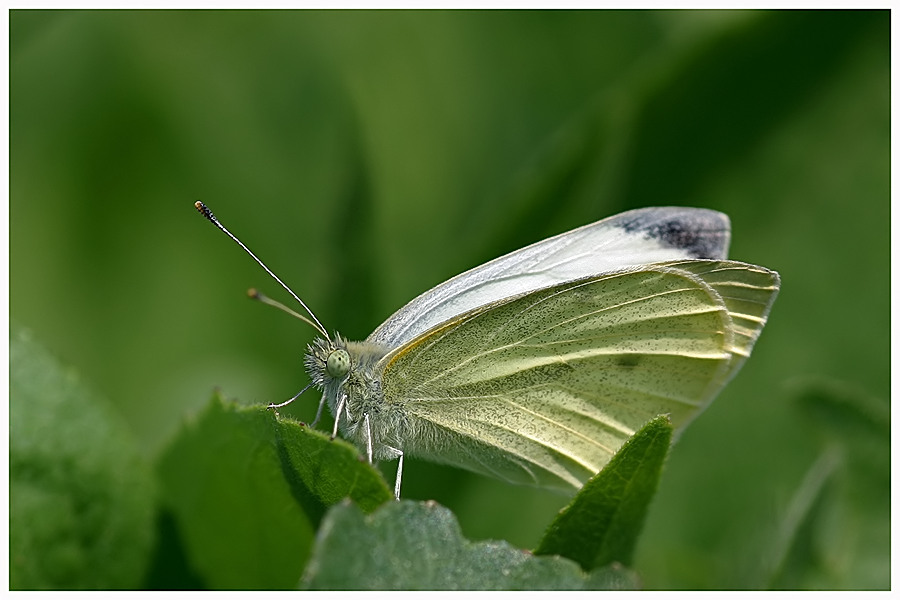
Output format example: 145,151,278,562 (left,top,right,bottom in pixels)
378,260,777,491
368,207,731,348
